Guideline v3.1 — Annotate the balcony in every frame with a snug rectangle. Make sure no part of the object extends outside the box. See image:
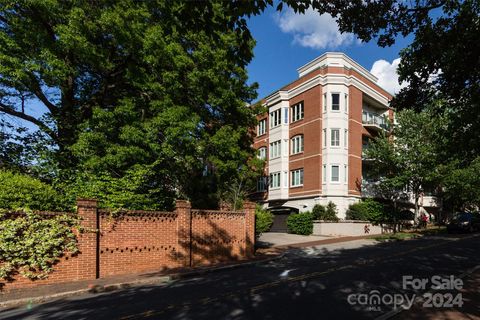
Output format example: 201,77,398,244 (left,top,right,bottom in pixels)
362,111,390,132
361,179,381,198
